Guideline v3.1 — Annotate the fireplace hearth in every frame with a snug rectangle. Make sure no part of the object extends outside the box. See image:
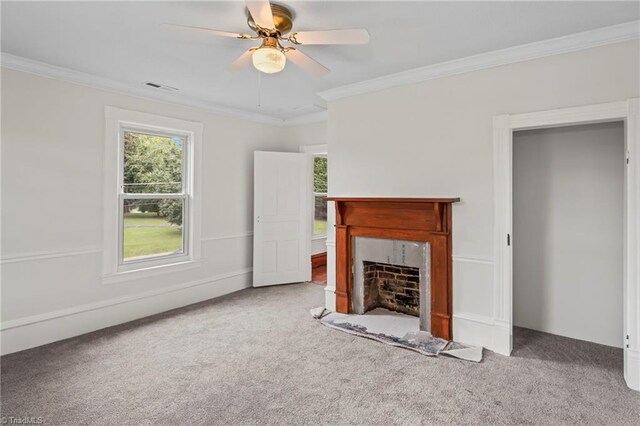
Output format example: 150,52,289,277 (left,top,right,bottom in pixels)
327,197,459,340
